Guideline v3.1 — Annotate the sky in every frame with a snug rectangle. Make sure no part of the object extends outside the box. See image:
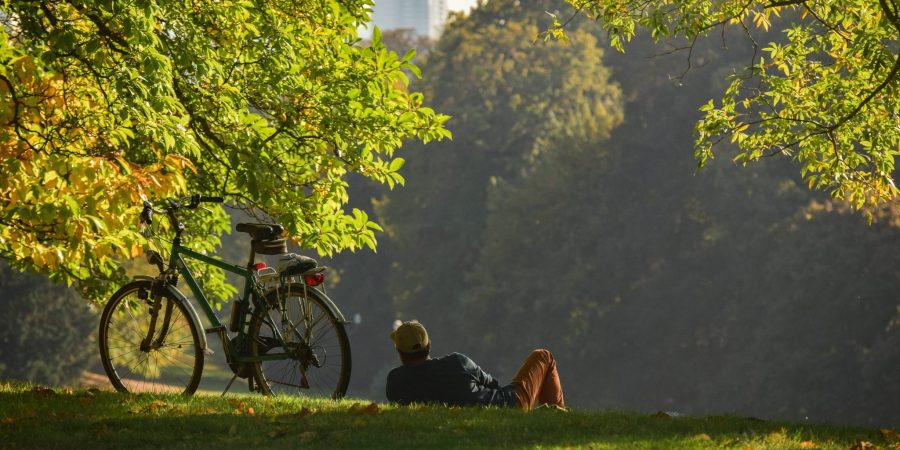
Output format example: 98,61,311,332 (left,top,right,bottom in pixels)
447,0,478,13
